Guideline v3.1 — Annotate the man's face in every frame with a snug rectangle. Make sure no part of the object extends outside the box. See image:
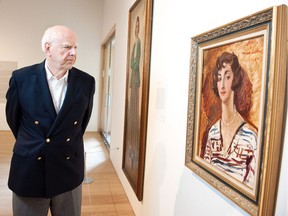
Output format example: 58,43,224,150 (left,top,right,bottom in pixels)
46,32,77,72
